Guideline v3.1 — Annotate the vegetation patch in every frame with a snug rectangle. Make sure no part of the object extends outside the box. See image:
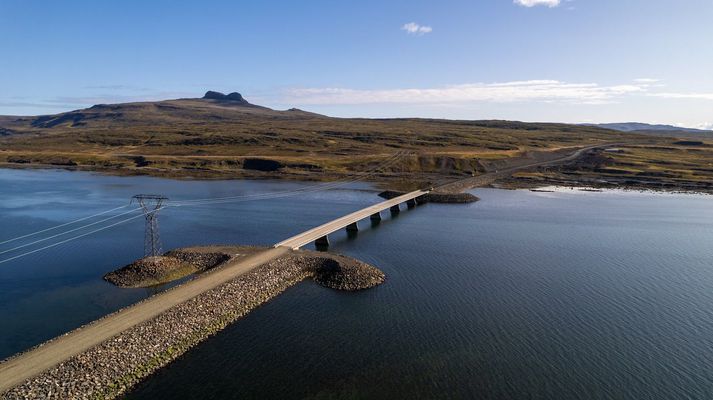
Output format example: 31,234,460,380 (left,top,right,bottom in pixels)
104,249,231,288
